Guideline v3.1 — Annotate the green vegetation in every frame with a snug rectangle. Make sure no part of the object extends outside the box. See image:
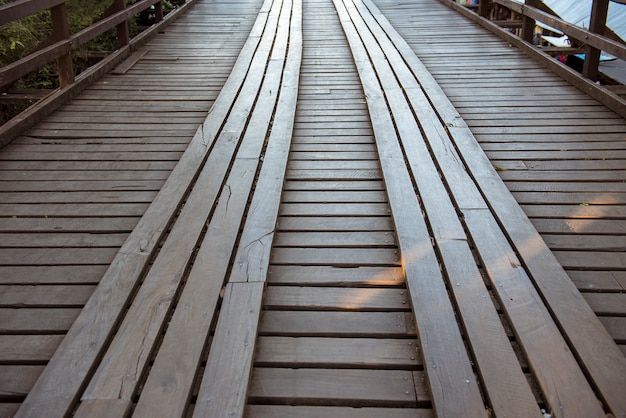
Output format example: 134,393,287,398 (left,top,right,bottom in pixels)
0,0,175,124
